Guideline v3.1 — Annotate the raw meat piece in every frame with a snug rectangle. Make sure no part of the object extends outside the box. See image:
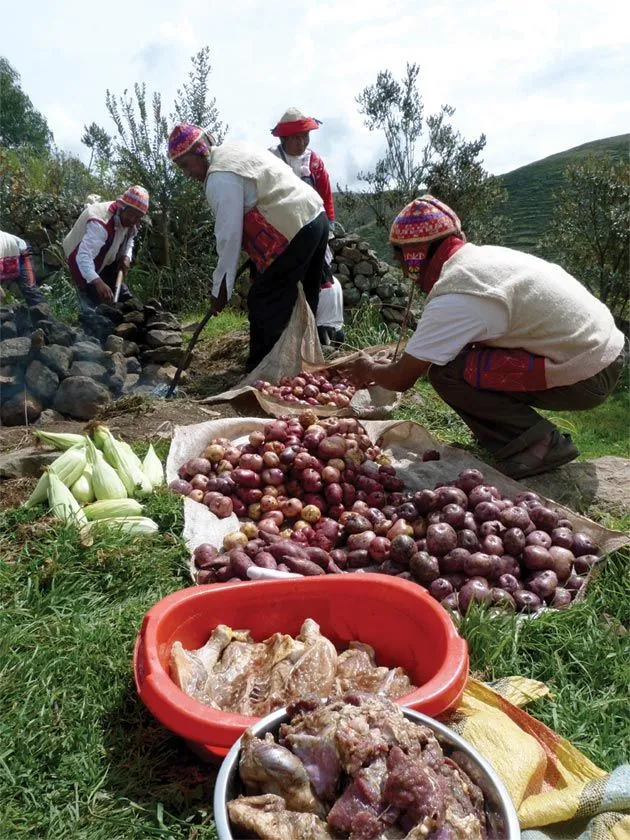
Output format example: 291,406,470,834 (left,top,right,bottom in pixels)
280,731,342,801
327,756,391,839
239,729,325,816
227,794,334,840
335,648,414,699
